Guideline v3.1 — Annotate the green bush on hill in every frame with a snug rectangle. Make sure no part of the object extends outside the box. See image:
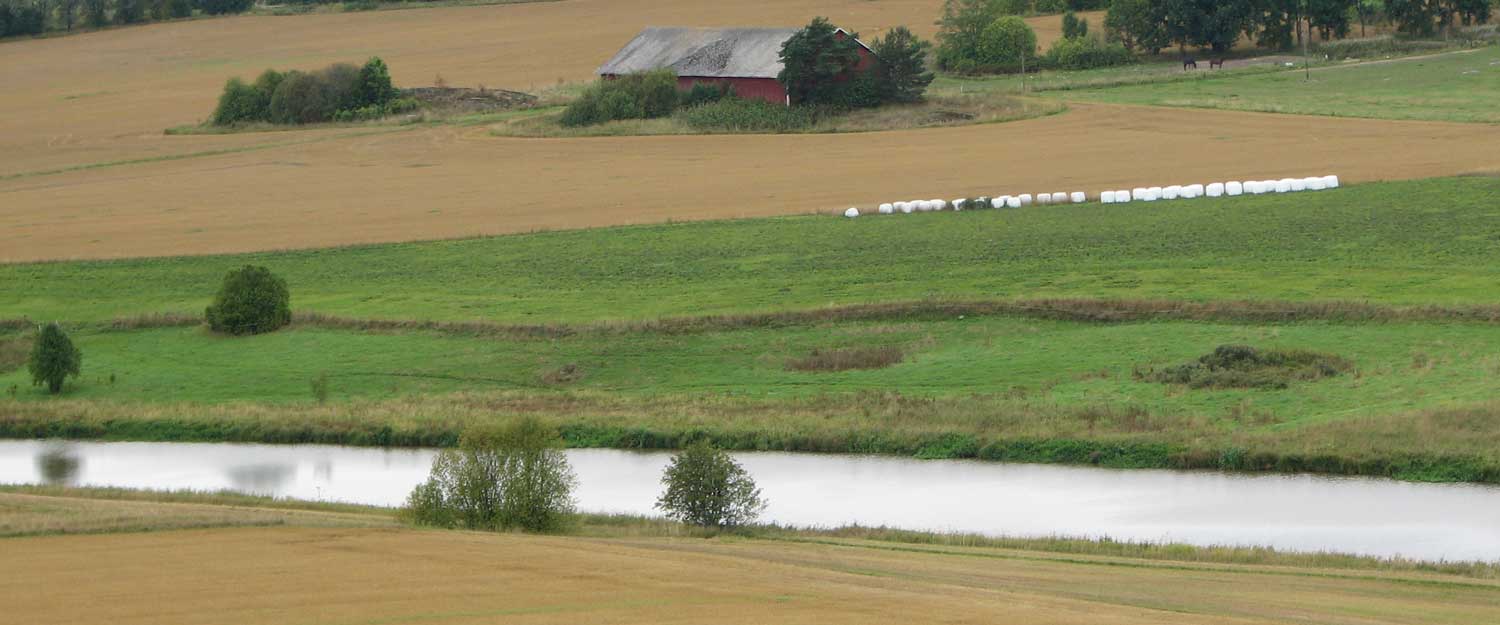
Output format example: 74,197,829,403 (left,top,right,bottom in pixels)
1043,33,1134,70
27,324,81,395
560,69,679,127
204,265,292,335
